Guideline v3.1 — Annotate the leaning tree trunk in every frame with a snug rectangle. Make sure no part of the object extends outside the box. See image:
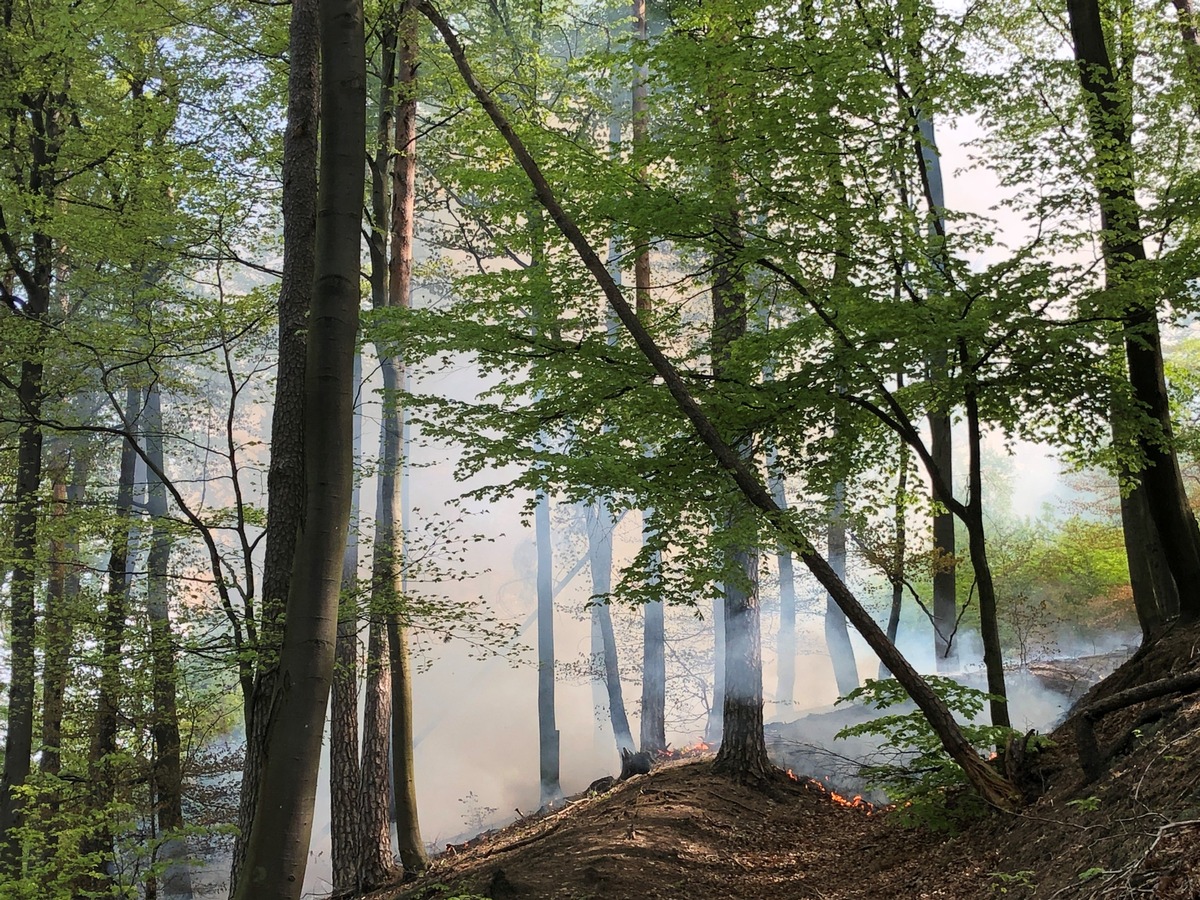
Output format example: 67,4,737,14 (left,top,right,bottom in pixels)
420,4,1022,808
229,0,318,889
232,0,364,893
1067,0,1200,625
